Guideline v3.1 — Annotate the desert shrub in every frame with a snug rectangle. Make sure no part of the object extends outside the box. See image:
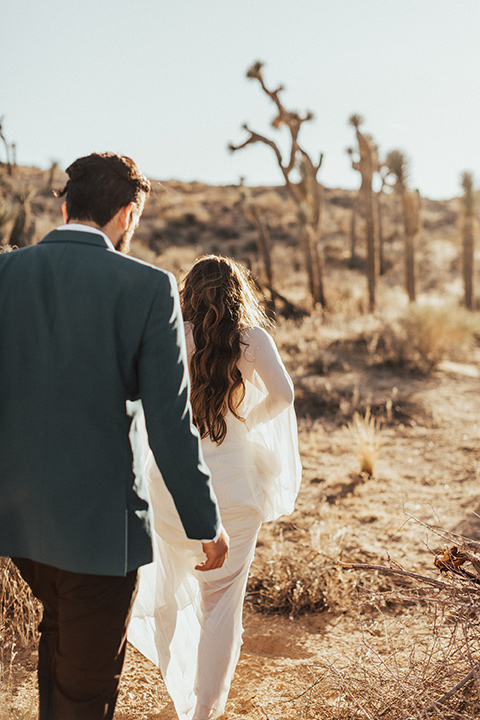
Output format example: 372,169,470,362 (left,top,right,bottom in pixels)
371,303,480,374
347,407,381,476
247,548,328,617
294,377,390,423
247,522,402,619
271,537,480,719
0,558,40,647
293,617,480,719
294,378,343,419
325,532,480,719
0,560,40,717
